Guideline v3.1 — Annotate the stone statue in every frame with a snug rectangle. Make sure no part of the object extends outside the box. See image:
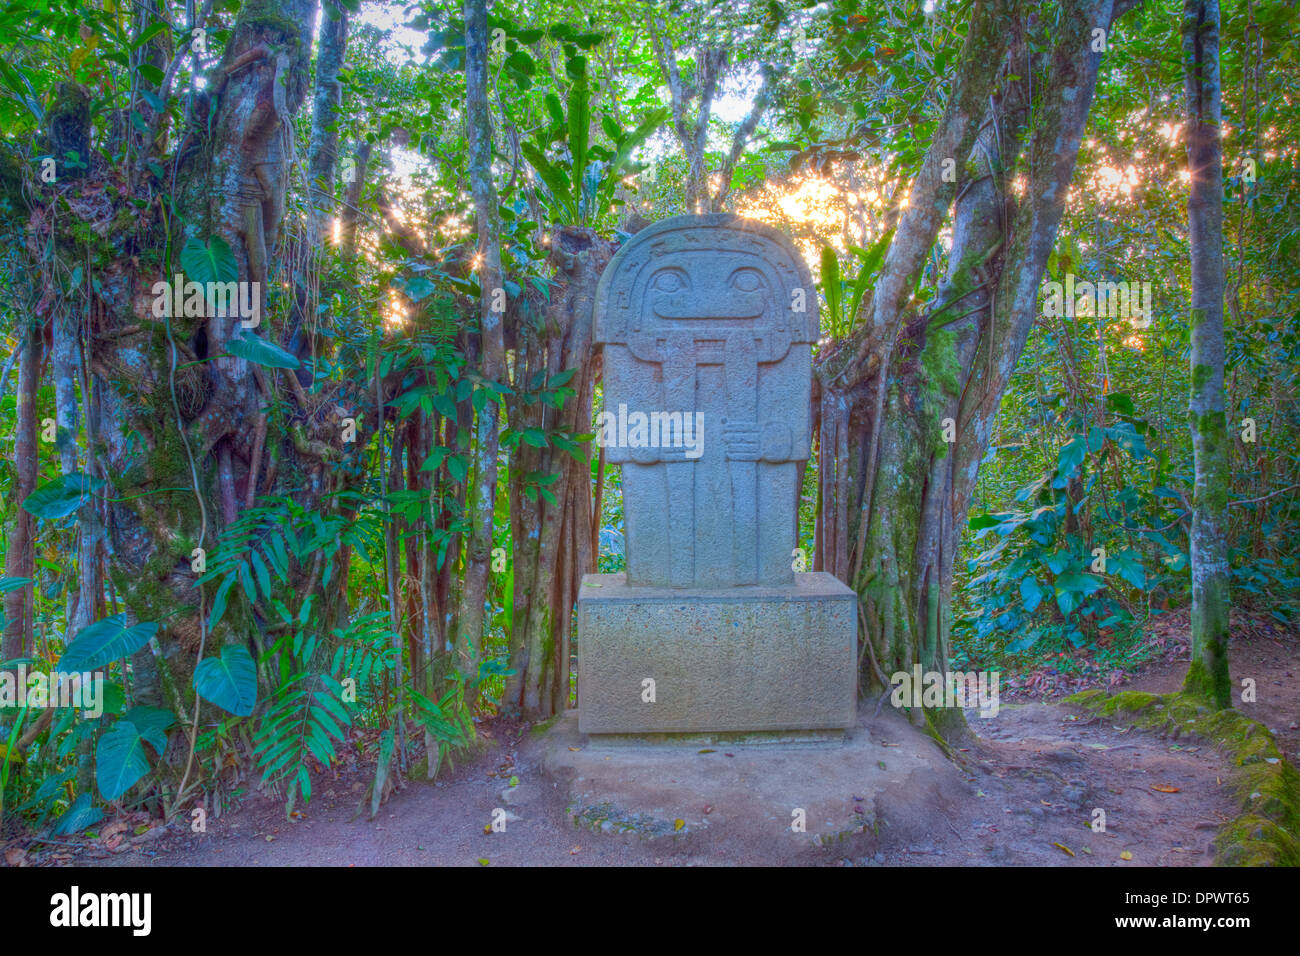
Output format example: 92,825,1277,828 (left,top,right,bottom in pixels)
580,214,856,735
593,213,817,589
